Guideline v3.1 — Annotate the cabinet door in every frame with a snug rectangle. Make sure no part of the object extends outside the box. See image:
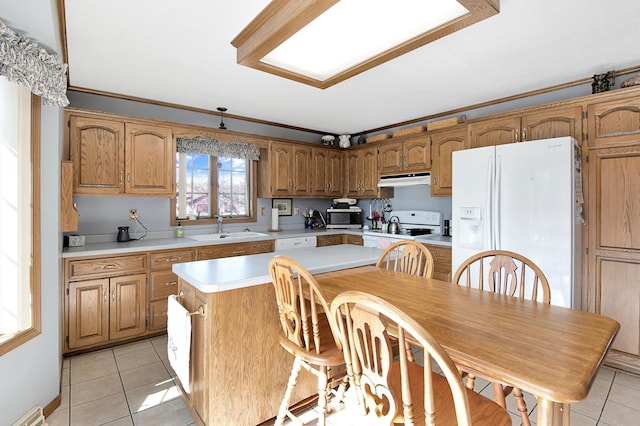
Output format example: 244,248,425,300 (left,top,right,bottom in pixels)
68,278,110,349
311,148,328,195
599,258,640,355
361,147,378,197
343,150,361,197
588,97,640,148
343,234,363,246
327,149,343,196
522,106,582,142
316,234,343,247
292,145,312,196
588,146,640,356
125,123,174,195
269,142,293,196
70,115,125,195
430,128,466,196
468,116,520,148
109,273,147,340
378,141,403,175
403,136,431,172
423,244,452,282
